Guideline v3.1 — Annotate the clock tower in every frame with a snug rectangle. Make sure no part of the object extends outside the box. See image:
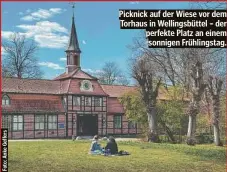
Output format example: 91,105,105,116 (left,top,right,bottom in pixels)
65,5,81,73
